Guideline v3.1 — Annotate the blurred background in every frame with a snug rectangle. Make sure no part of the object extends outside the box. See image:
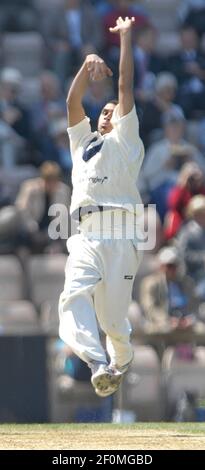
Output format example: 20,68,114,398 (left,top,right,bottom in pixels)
1,0,205,424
